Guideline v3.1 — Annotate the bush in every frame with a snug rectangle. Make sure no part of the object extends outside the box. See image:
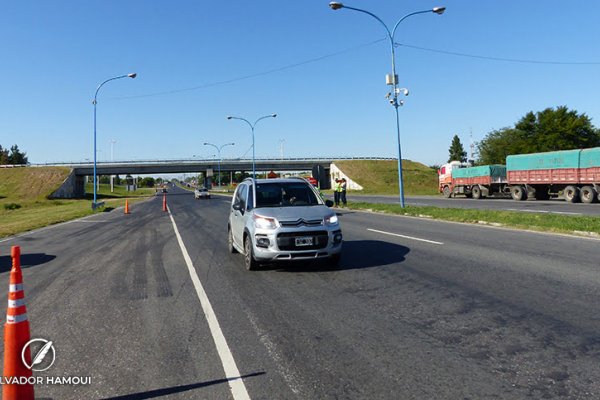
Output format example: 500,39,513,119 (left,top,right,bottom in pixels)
4,203,22,210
